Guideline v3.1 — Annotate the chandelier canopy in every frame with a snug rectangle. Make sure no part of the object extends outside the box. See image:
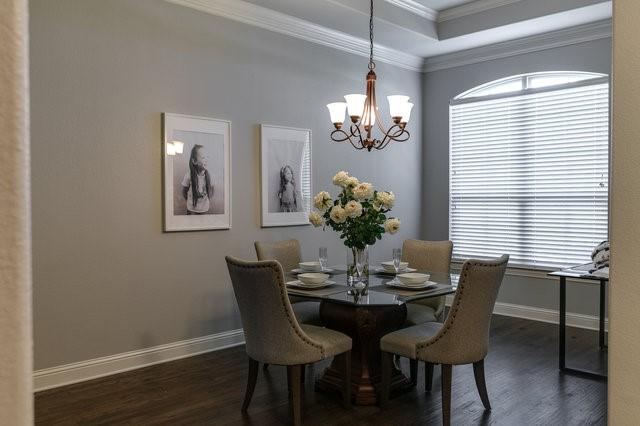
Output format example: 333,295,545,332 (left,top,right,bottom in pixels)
327,0,413,151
